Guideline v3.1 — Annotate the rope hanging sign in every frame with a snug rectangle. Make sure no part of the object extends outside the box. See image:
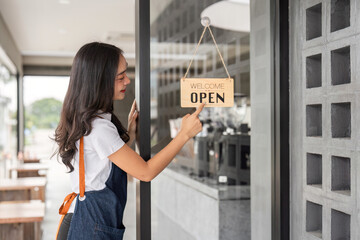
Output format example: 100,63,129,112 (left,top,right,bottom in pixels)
181,17,234,108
